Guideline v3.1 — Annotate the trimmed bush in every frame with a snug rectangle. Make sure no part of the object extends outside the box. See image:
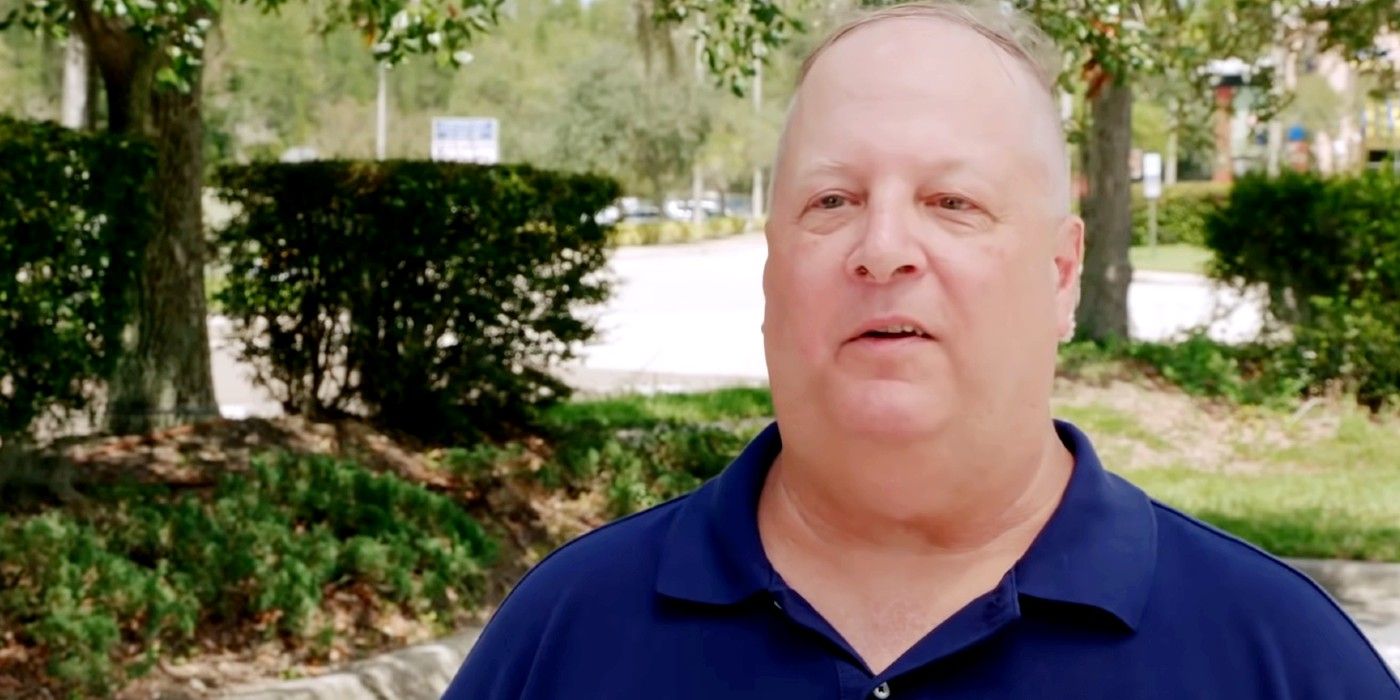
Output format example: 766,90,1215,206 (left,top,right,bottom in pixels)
1130,181,1228,247
0,454,496,695
610,216,754,246
0,117,153,441
213,161,620,443
1206,171,1400,407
